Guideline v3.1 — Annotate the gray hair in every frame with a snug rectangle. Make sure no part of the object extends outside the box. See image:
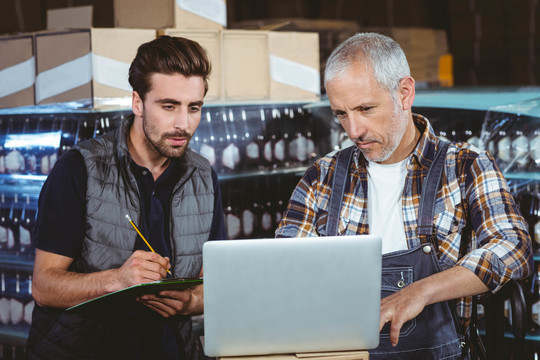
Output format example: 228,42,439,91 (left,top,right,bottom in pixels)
324,32,410,95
